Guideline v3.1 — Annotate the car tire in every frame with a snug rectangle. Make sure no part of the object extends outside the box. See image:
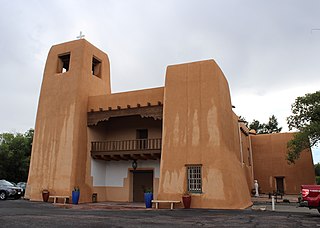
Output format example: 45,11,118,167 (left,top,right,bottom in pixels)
0,191,7,200
14,195,21,200
318,209,320,214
